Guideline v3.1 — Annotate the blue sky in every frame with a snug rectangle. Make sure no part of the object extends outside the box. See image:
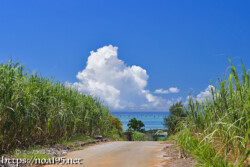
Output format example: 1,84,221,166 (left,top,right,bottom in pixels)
0,0,250,111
